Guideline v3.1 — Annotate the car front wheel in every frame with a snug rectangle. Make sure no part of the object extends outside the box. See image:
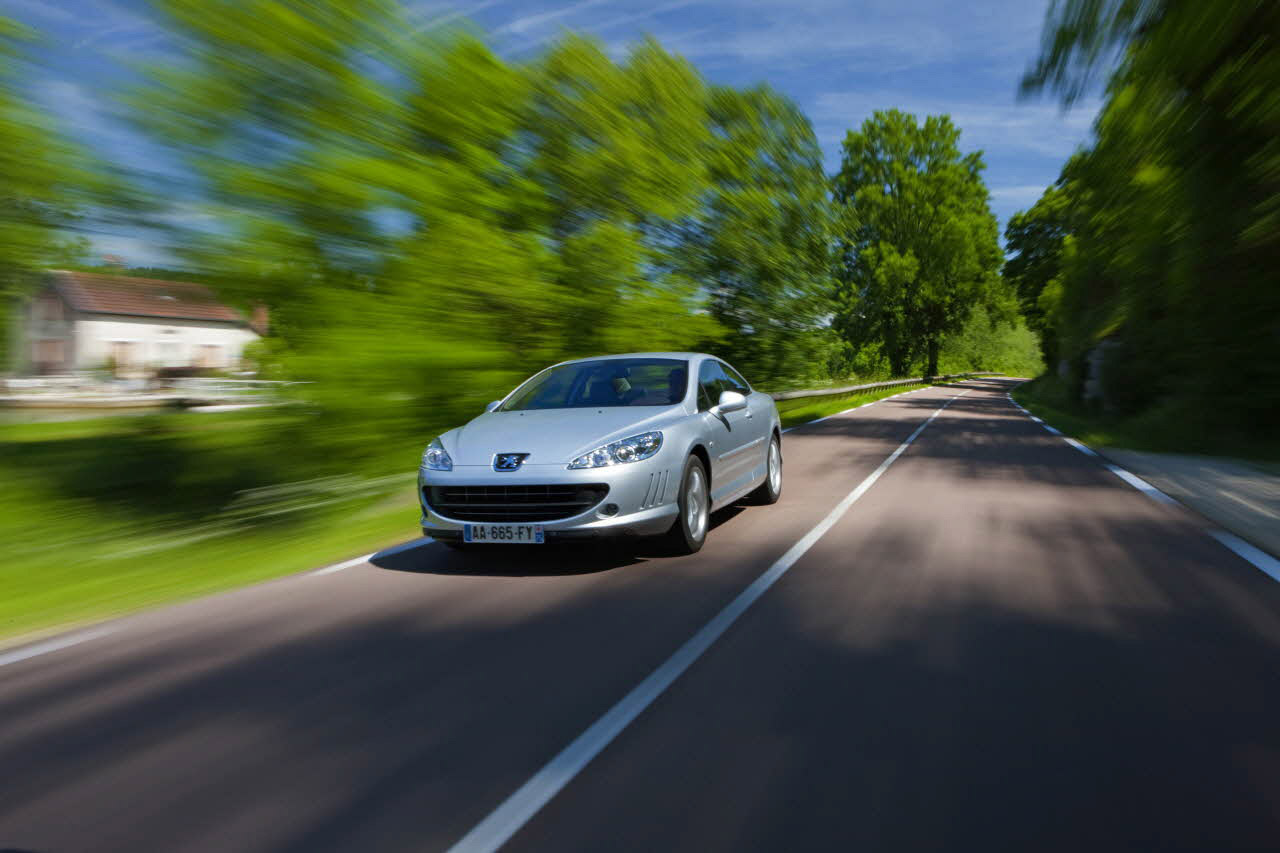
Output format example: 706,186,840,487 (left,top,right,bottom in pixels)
663,454,709,555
